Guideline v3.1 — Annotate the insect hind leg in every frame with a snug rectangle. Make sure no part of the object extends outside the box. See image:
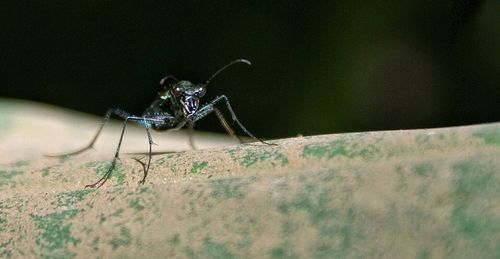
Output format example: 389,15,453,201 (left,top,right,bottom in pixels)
45,108,133,157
